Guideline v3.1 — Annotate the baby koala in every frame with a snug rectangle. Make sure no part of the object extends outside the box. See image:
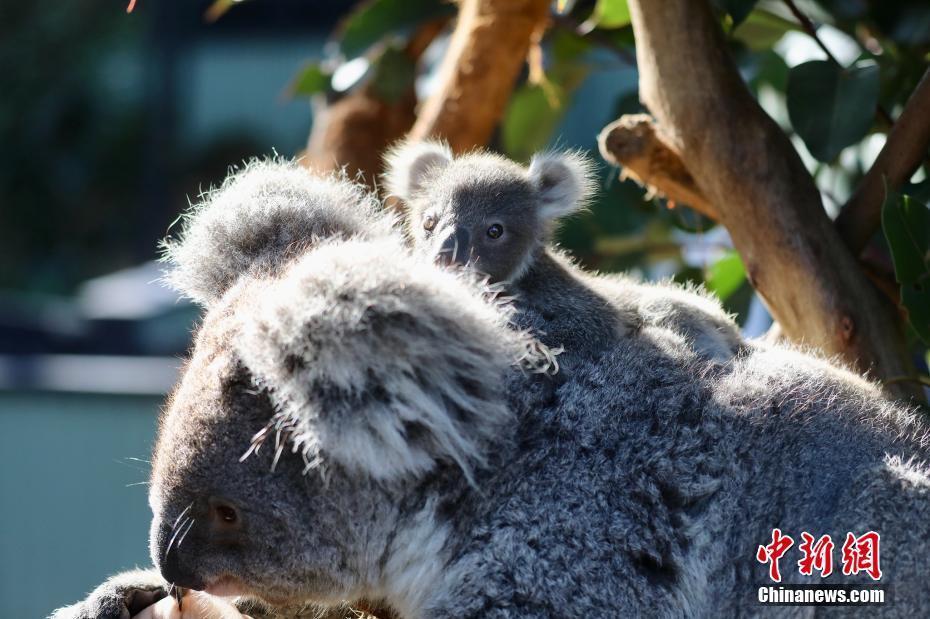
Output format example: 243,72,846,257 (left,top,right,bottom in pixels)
384,141,743,366
385,141,633,371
